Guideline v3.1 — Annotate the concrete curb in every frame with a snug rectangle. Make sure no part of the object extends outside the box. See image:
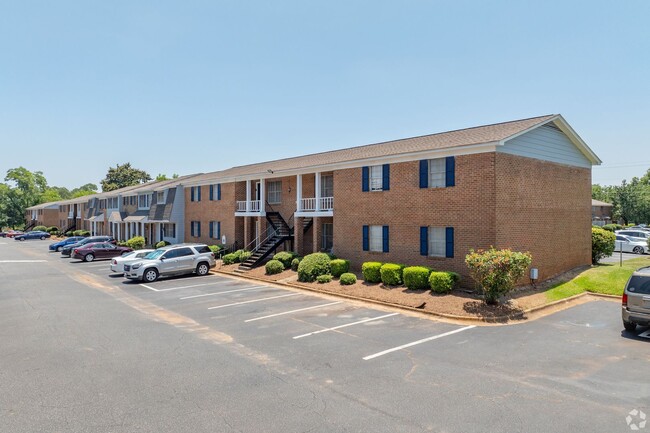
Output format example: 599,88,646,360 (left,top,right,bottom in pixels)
210,269,615,325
